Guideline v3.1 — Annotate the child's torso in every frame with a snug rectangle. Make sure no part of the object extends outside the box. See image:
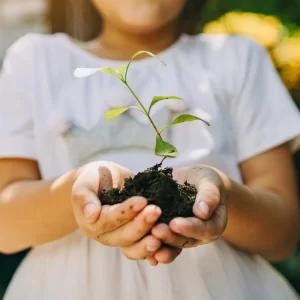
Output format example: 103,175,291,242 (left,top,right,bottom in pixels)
3,32,300,300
